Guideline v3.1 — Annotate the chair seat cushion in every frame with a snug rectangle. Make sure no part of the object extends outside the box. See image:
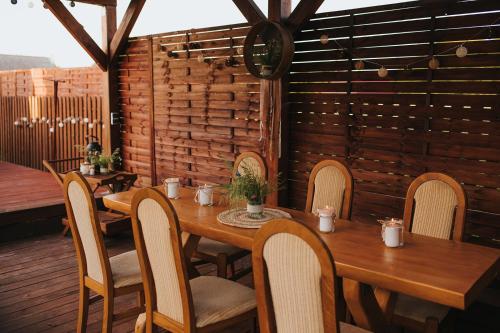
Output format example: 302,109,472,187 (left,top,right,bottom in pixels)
109,250,142,288
340,322,371,333
190,275,256,328
394,294,450,323
197,238,245,256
